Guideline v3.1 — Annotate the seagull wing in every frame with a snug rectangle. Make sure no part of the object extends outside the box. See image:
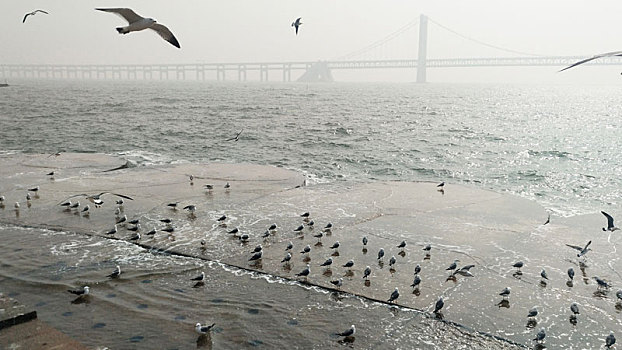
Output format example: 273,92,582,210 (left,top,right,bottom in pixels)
35,10,49,15
602,211,615,228
583,240,592,251
111,193,134,200
559,51,622,72
22,13,31,23
57,194,89,205
565,243,583,251
95,8,144,24
150,23,181,48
